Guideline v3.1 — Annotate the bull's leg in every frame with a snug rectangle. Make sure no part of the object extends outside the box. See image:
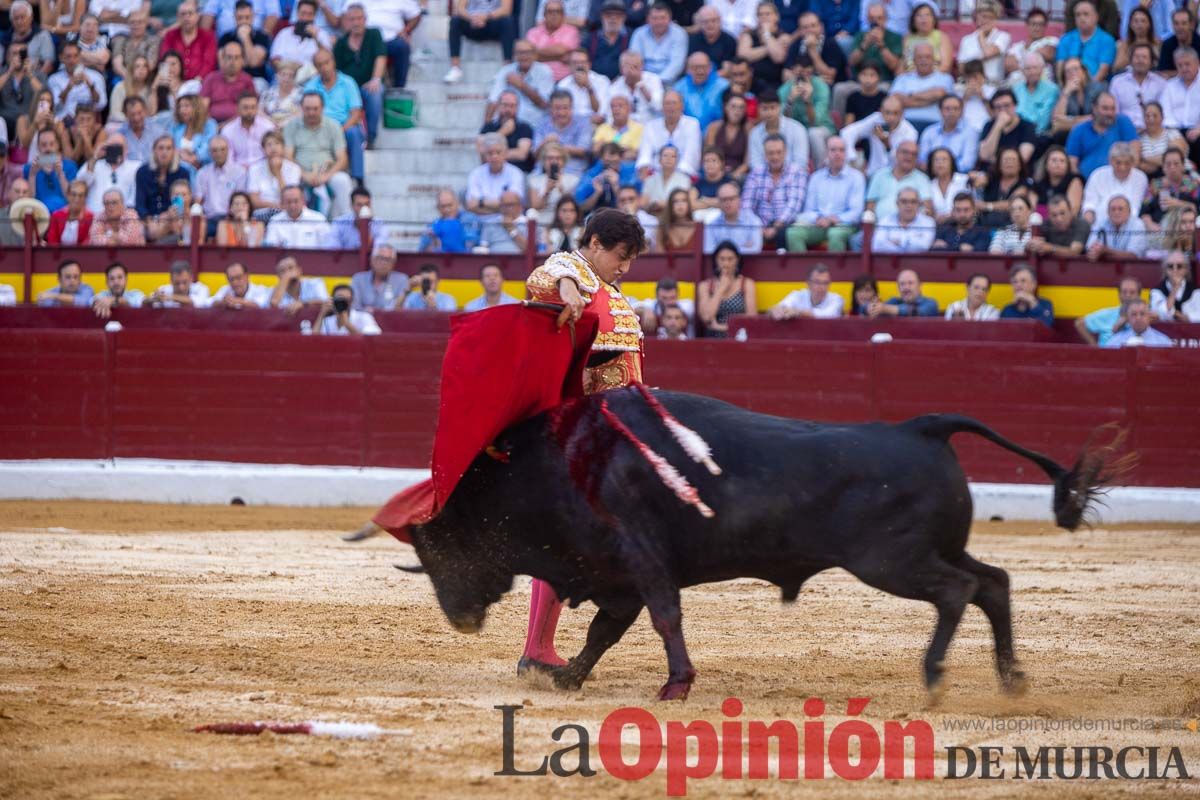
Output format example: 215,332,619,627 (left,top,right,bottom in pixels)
553,603,642,691
848,554,978,699
639,584,694,701
955,553,1025,695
